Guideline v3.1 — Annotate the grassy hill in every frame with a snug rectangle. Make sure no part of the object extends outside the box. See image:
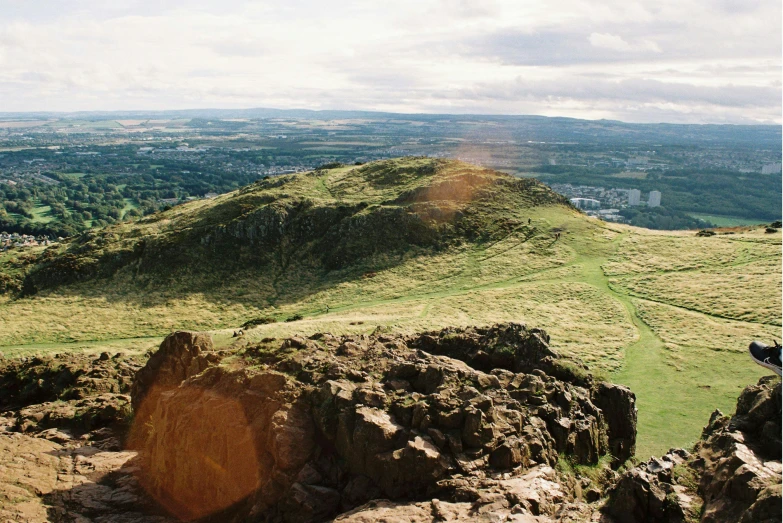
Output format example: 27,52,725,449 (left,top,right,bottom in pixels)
0,157,780,458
